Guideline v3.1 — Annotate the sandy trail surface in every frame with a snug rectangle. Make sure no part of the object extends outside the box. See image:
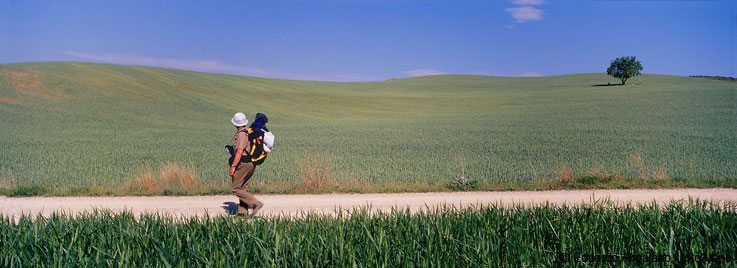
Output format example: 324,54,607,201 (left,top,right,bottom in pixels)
2,188,735,220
